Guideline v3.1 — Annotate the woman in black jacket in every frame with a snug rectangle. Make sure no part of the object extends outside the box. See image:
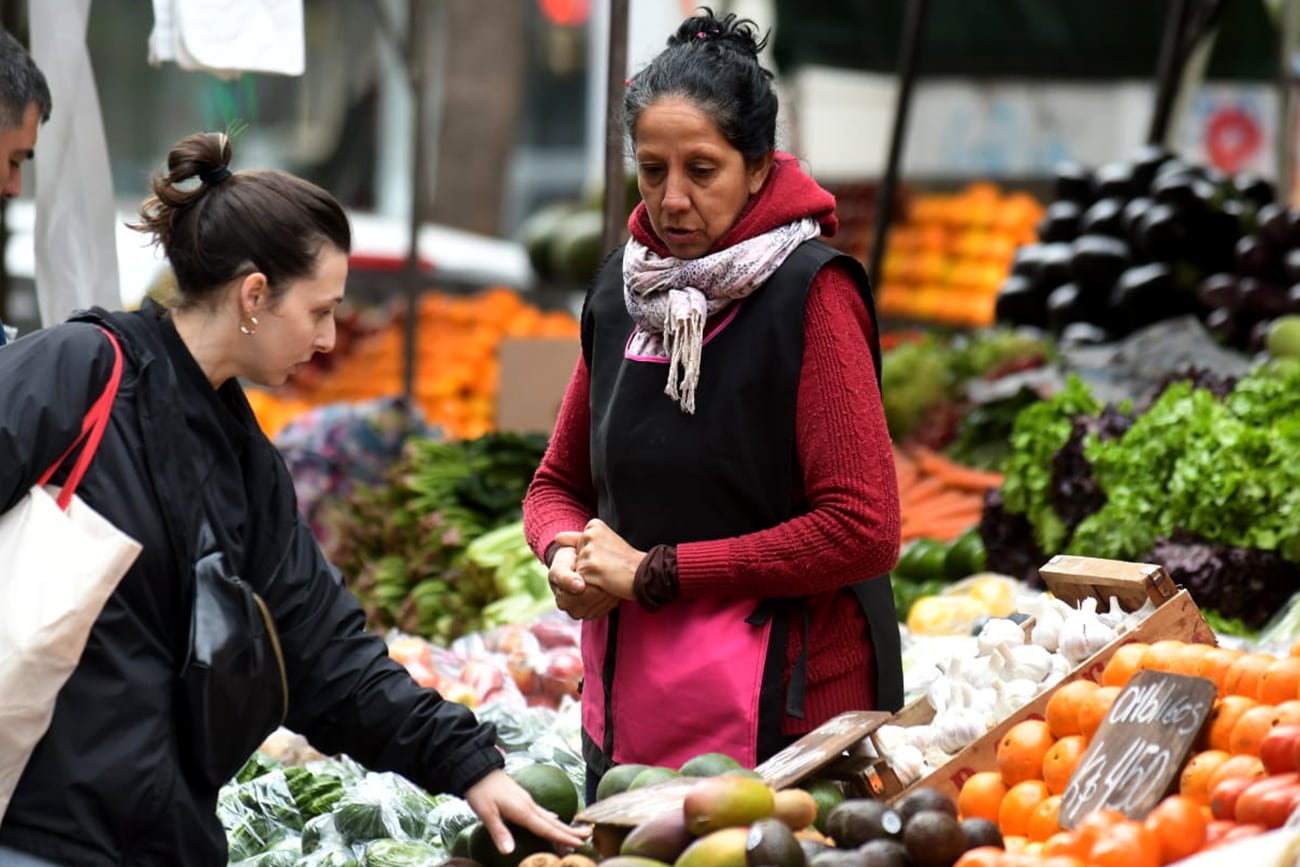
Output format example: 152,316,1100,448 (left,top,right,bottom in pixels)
0,132,582,866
